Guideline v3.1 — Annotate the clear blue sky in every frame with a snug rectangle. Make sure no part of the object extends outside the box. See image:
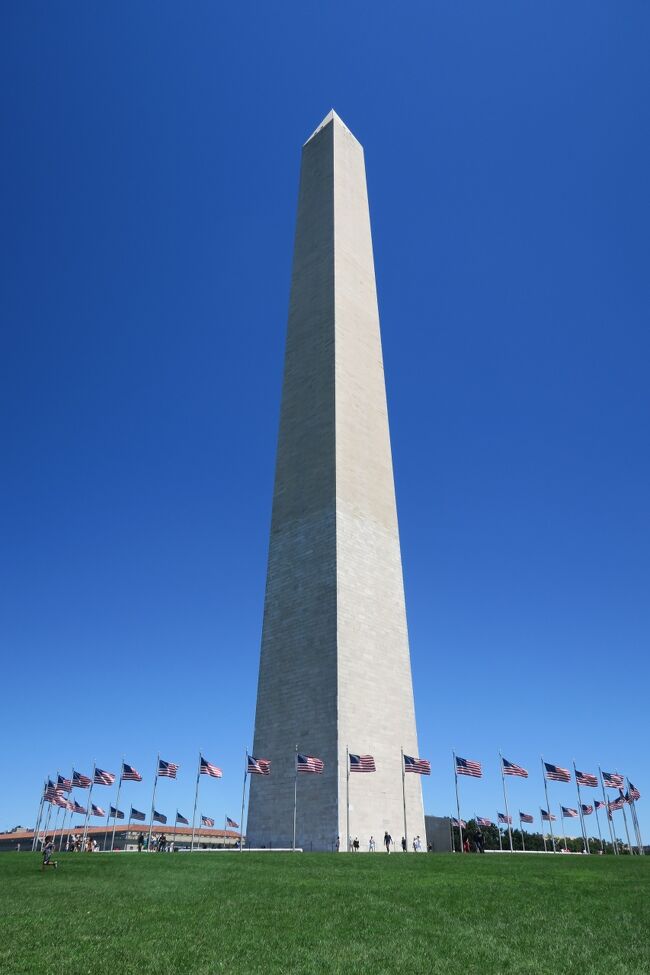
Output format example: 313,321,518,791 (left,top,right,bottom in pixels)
2,2,648,842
